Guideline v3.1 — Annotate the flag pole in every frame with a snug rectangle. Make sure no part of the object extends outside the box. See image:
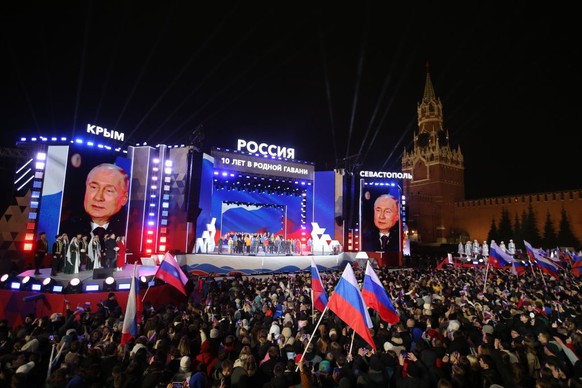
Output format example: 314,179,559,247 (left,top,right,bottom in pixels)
295,305,329,372
141,283,153,302
348,329,356,356
482,263,490,293
529,258,536,277
537,264,548,287
46,342,56,382
311,288,315,324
